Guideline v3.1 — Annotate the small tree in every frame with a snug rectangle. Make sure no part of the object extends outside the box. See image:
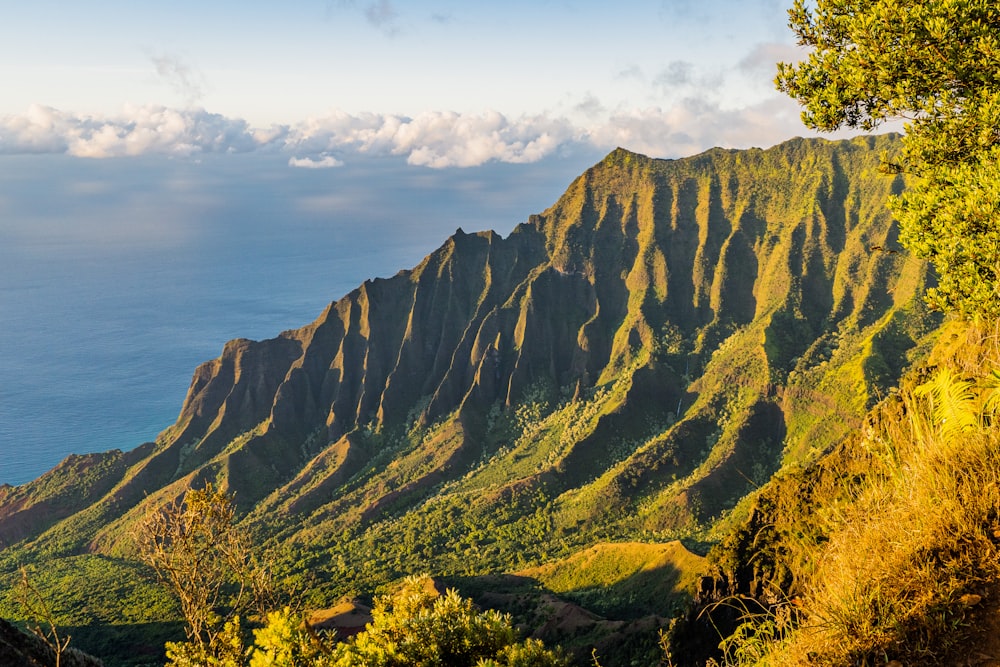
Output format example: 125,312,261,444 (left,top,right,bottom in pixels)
776,0,1000,319
15,565,71,667
135,483,272,664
